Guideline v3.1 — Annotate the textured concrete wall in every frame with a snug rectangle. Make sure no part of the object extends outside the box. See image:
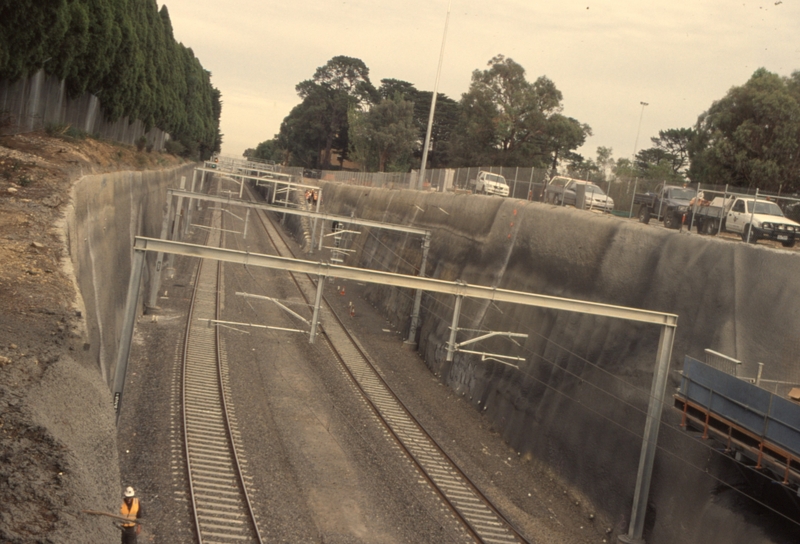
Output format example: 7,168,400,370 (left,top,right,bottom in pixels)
318,182,800,543
65,164,195,385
